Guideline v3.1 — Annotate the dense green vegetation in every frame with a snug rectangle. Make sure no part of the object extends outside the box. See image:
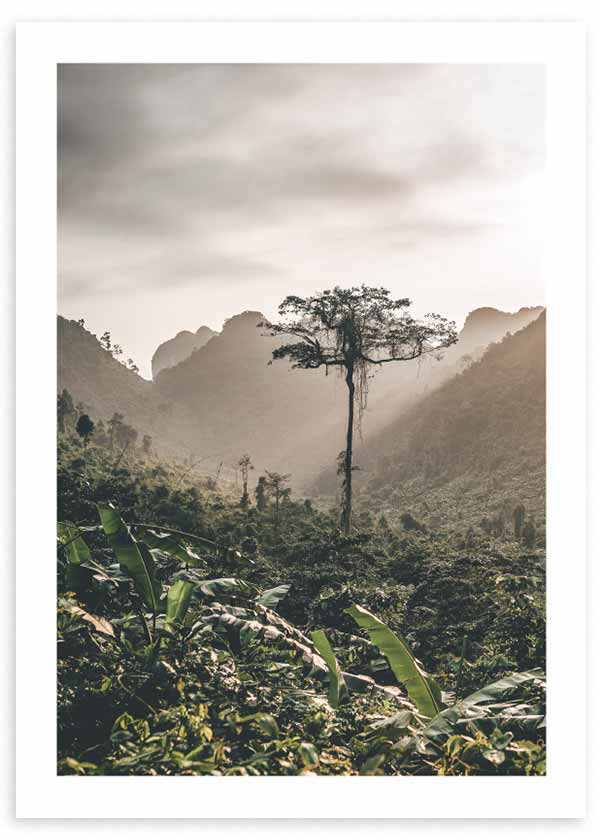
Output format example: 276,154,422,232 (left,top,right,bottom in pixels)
57,420,546,777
